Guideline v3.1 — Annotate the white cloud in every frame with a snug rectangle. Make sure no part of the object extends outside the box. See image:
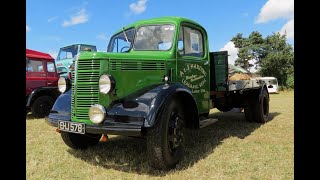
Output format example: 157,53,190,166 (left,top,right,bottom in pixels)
96,33,109,41
219,41,239,65
256,0,294,23
48,50,58,59
26,25,30,32
129,0,147,15
48,16,58,23
62,8,88,27
279,18,294,39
